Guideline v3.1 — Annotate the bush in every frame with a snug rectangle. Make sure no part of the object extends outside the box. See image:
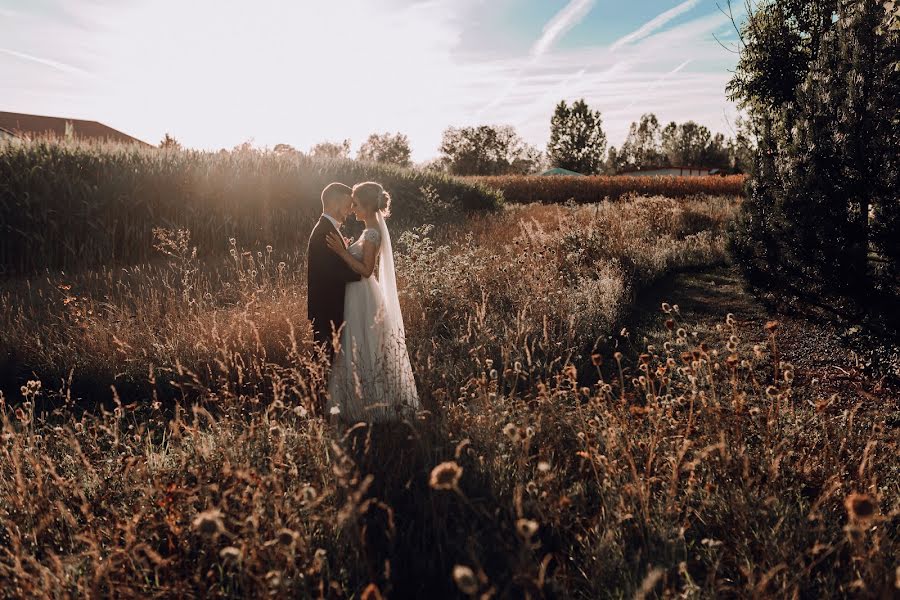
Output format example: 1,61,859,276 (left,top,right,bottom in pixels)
466,174,746,204
0,140,502,275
